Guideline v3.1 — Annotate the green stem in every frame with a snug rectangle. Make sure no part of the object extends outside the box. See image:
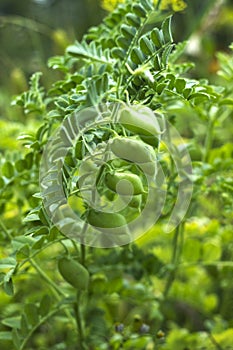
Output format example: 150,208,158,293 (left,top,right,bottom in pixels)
202,117,215,162
29,258,77,330
19,238,66,268
74,291,87,350
80,244,86,266
0,15,53,37
30,258,65,298
116,10,154,99
163,223,184,298
153,224,184,341
0,219,12,240
71,239,80,256
178,261,233,269
208,331,224,350
156,0,163,11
